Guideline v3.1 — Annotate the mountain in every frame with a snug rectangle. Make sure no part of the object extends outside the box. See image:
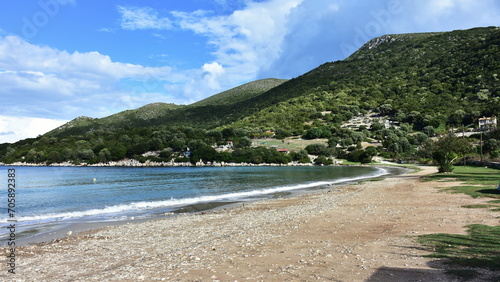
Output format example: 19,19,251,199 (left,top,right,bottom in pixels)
1,26,499,164
227,27,499,131
191,78,288,107
47,78,287,137
53,103,182,136
49,26,499,136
